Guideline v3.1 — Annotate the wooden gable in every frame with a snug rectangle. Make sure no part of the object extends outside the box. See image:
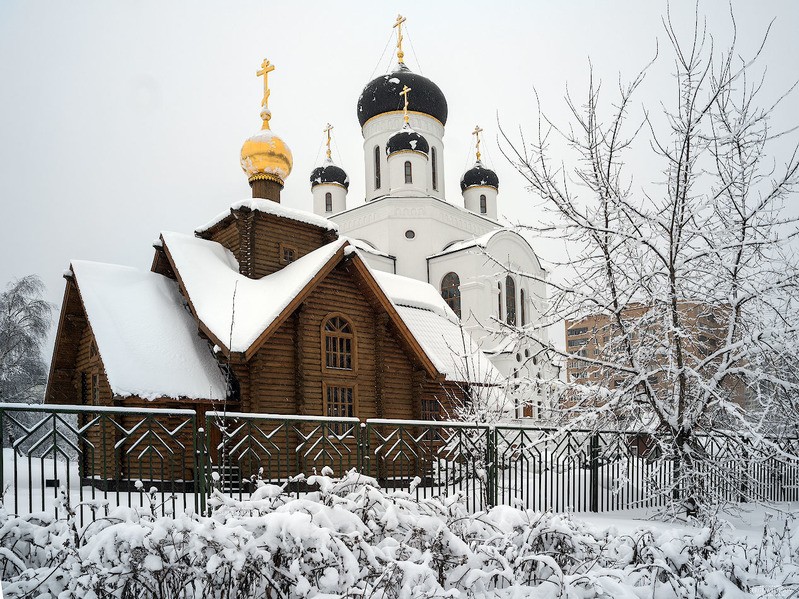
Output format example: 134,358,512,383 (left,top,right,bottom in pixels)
196,206,337,279
245,259,437,421
45,276,112,406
